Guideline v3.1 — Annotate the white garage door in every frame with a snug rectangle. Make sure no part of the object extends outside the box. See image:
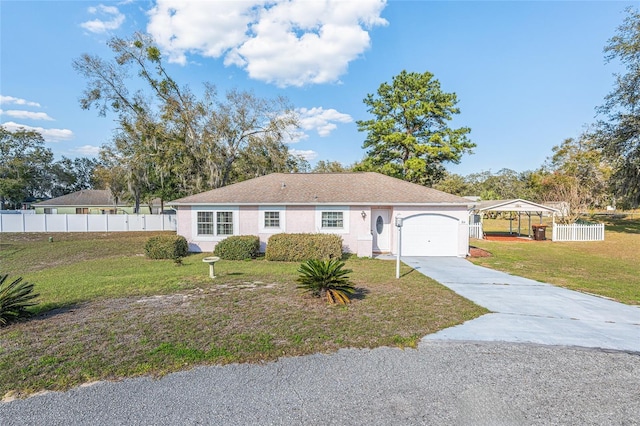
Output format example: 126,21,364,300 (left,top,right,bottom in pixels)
401,214,459,256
